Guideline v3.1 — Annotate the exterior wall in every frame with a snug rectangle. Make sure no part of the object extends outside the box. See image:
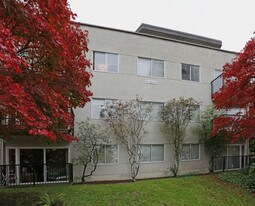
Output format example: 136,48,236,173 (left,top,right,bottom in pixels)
71,25,238,182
